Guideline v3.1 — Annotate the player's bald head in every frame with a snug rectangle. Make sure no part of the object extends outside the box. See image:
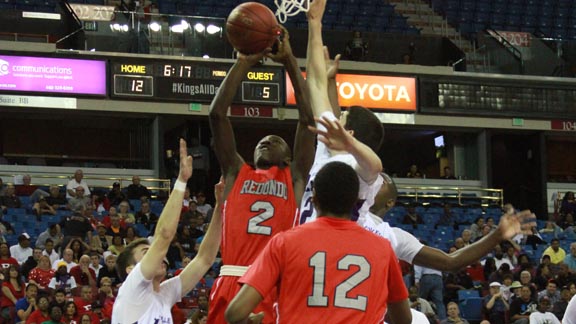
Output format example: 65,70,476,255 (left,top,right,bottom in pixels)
369,173,397,218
